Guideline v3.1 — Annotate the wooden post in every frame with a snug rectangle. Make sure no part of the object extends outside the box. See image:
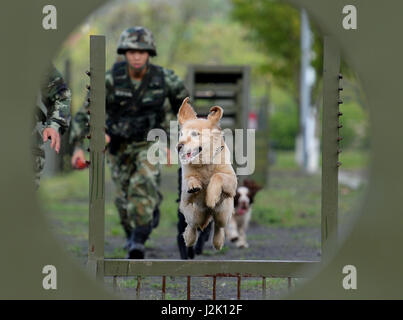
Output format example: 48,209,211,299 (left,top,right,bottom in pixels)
59,59,73,173
87,35,106,282
253,93,270,187
321,36,340,259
